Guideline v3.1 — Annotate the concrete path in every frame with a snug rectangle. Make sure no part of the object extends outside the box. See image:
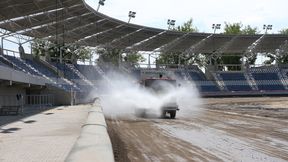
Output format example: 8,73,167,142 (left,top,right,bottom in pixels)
0,105,90,162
